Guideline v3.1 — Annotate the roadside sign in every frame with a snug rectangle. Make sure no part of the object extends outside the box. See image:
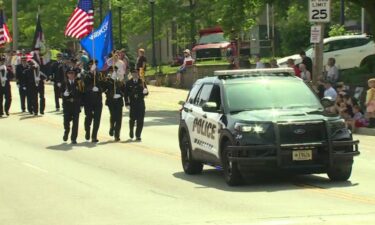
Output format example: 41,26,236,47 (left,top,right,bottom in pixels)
310,25,322,43
309,0,331,23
